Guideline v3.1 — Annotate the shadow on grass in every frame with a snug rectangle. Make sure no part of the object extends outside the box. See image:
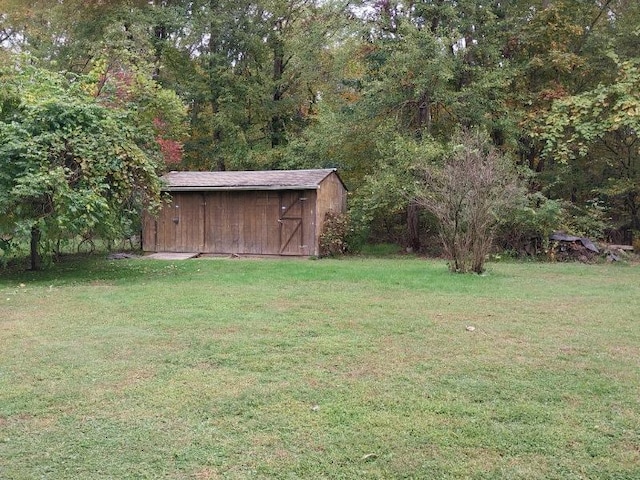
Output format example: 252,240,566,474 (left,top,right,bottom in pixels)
1,250,506,294
0,253,190,287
